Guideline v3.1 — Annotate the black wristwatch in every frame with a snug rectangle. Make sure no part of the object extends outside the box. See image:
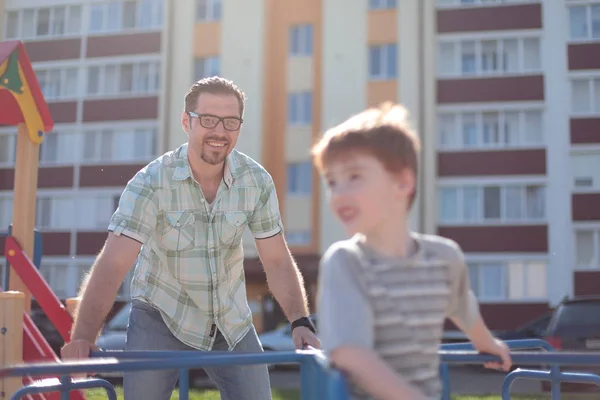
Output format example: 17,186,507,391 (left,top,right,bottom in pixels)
291,316,316,334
